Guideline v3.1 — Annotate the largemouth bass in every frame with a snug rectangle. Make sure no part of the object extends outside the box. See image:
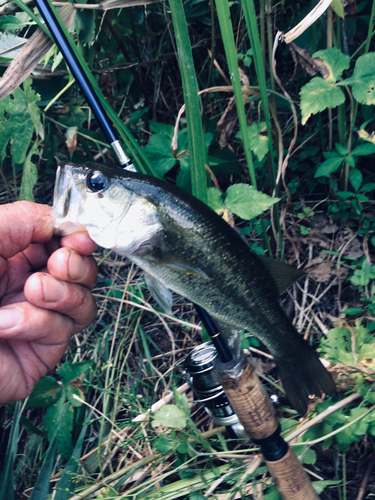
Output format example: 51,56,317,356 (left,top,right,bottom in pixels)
52,161,335,414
